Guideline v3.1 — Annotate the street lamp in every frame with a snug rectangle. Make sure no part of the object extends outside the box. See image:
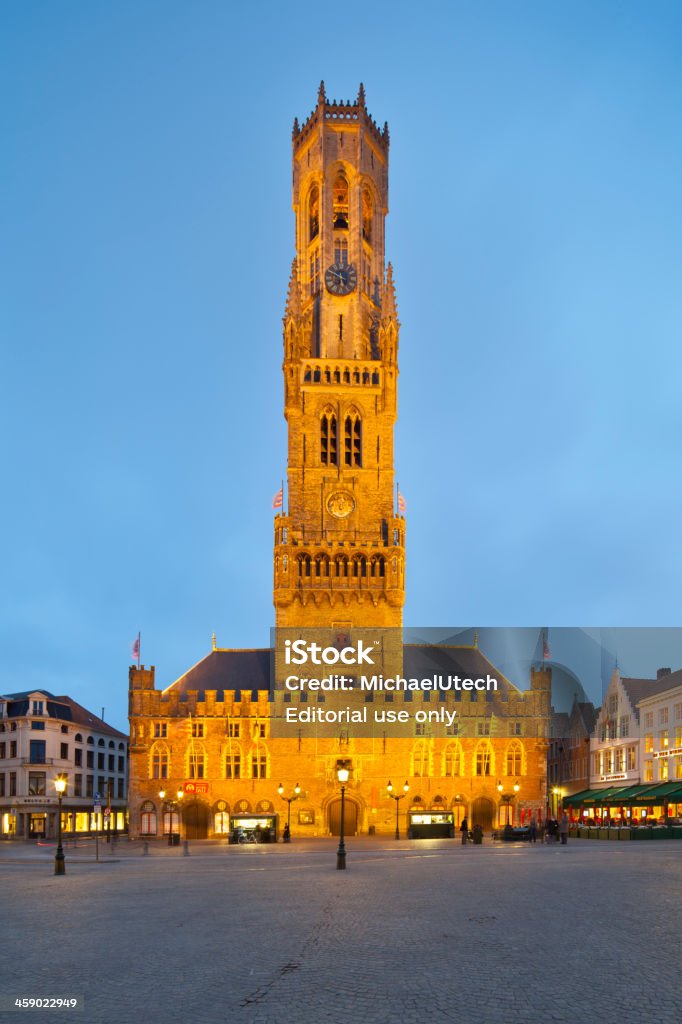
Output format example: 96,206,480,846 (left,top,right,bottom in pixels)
387,780,409,840
336,765,350,870
552,786,562,818
277,782,301,842
497,781,520,828
159,789,184,846
54,776,67,876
